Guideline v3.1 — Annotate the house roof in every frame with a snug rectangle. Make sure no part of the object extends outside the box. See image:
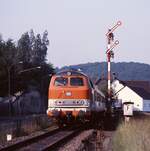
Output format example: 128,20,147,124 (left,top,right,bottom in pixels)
113,79,150,100
124,81,150,93
129,86,150,100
